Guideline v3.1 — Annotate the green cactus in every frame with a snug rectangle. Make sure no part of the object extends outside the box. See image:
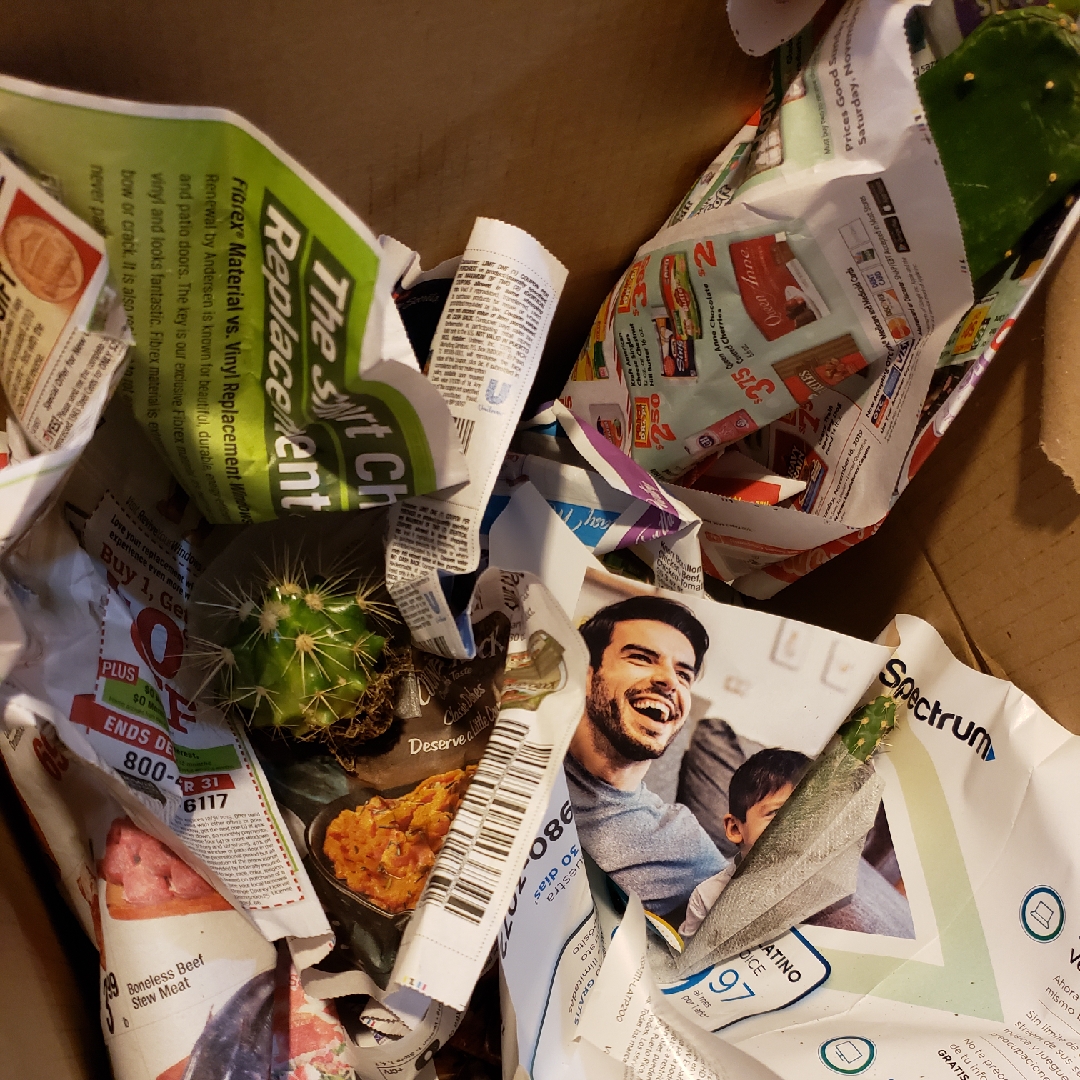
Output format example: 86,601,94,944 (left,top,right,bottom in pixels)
919,8,1080,283
209,569,395,738
836,695,897,762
